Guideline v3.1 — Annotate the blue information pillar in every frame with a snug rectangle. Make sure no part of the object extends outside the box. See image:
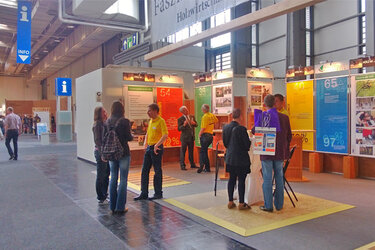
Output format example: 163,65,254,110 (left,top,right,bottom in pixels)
55,78,73,142
316,76,349,153
17,1,32,64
